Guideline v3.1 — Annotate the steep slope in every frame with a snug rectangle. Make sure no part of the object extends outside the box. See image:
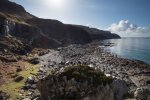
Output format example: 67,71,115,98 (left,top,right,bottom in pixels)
0,0,33,19
26,18,92,45
0,0,120,50
73,25,121,40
